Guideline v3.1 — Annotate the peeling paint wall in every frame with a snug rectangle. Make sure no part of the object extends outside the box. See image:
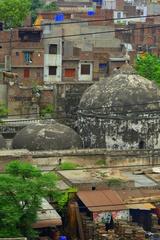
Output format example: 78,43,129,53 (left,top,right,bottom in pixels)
77,65,160,150
77,114,160,149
